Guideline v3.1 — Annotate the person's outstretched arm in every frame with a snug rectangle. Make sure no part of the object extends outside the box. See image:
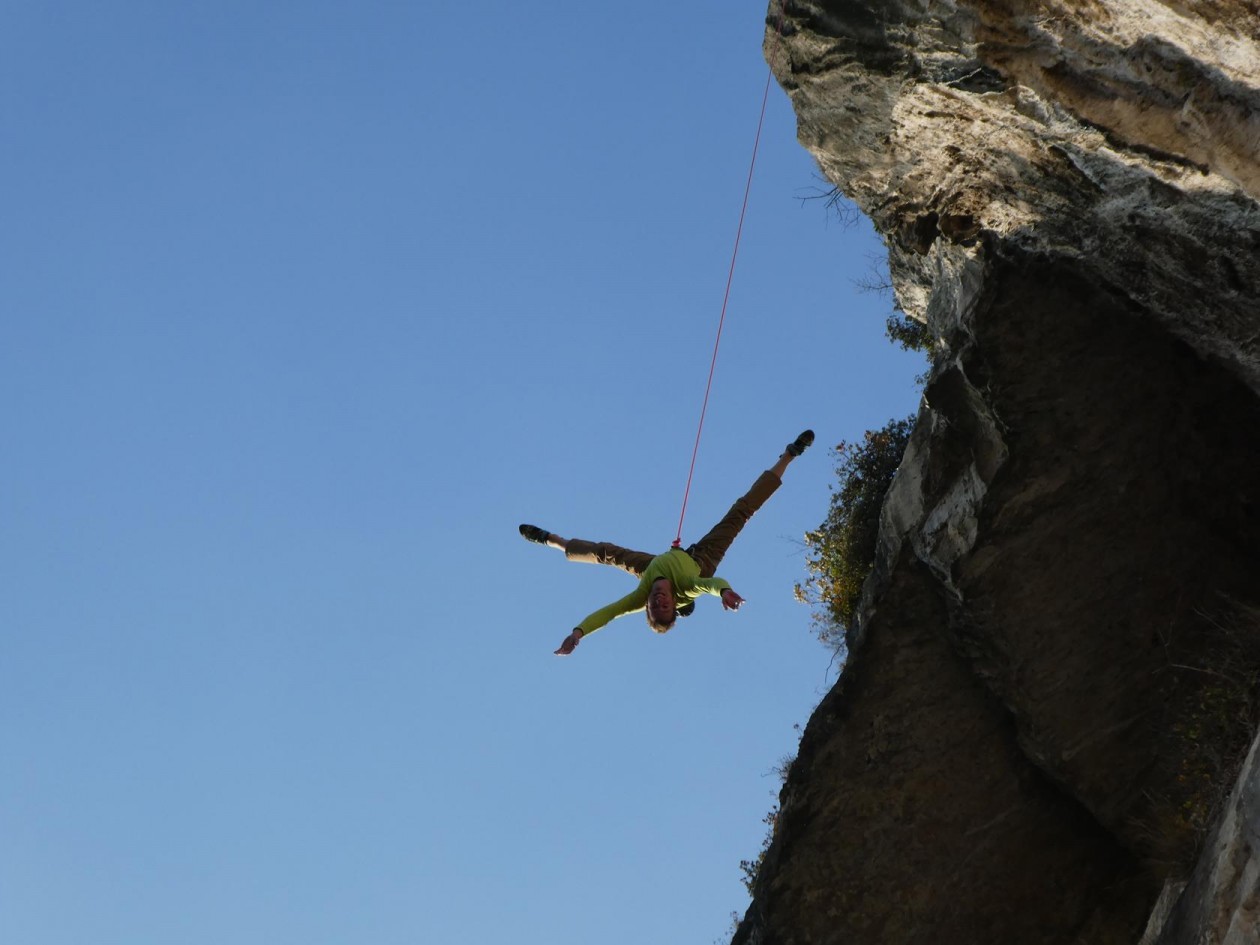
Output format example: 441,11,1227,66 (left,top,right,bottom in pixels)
691,576,740,609
554,587,648,656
